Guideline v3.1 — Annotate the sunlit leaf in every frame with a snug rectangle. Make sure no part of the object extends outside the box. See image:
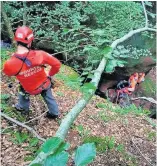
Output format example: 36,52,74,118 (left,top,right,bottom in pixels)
44,151,68,166
74,143,96,166
41,137,63,154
